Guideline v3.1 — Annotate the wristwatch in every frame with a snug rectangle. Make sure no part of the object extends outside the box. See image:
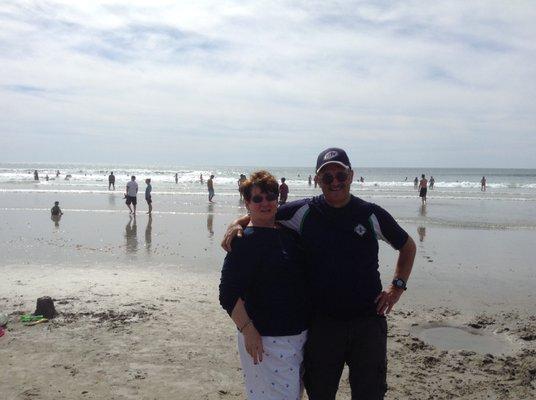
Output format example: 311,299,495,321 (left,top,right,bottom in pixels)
392,278,407,290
